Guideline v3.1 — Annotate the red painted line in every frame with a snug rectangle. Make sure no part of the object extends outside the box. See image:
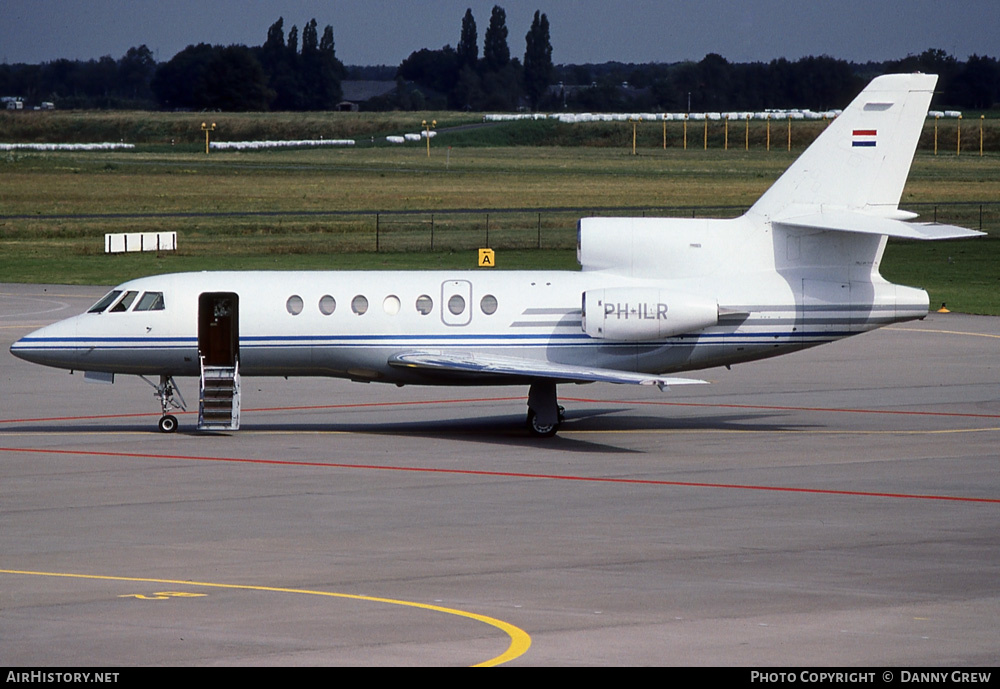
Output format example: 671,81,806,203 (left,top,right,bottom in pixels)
0,411,174,423
0,397,525,425
1,446,996,505
562,397,1000,420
